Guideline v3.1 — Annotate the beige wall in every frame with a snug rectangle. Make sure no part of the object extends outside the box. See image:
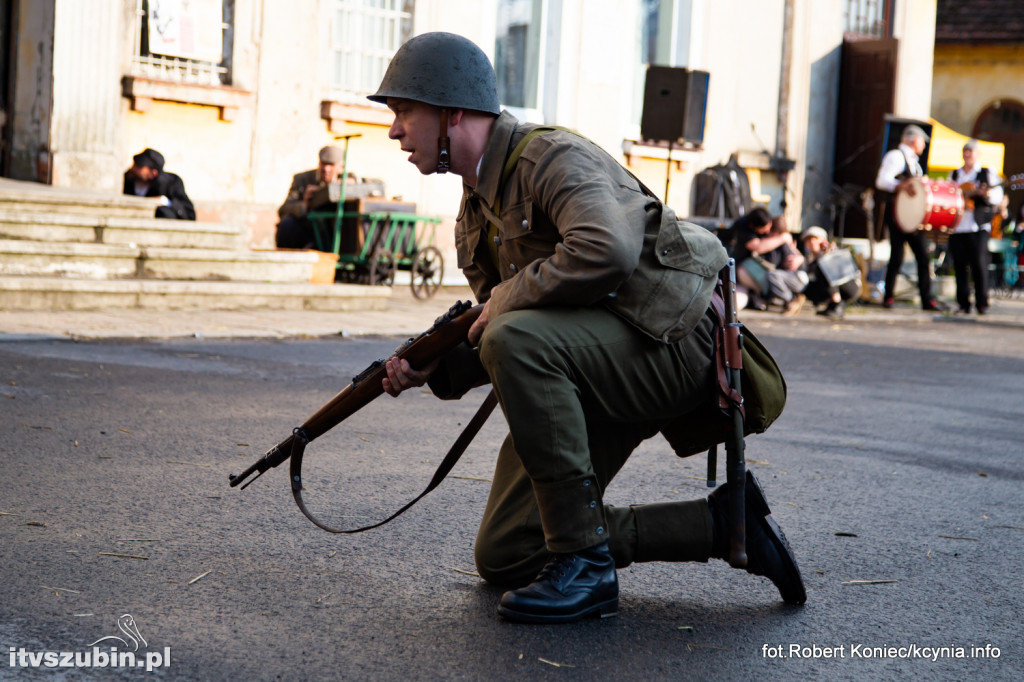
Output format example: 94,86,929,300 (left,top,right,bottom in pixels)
892,0,937,121
932,44,1024,136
